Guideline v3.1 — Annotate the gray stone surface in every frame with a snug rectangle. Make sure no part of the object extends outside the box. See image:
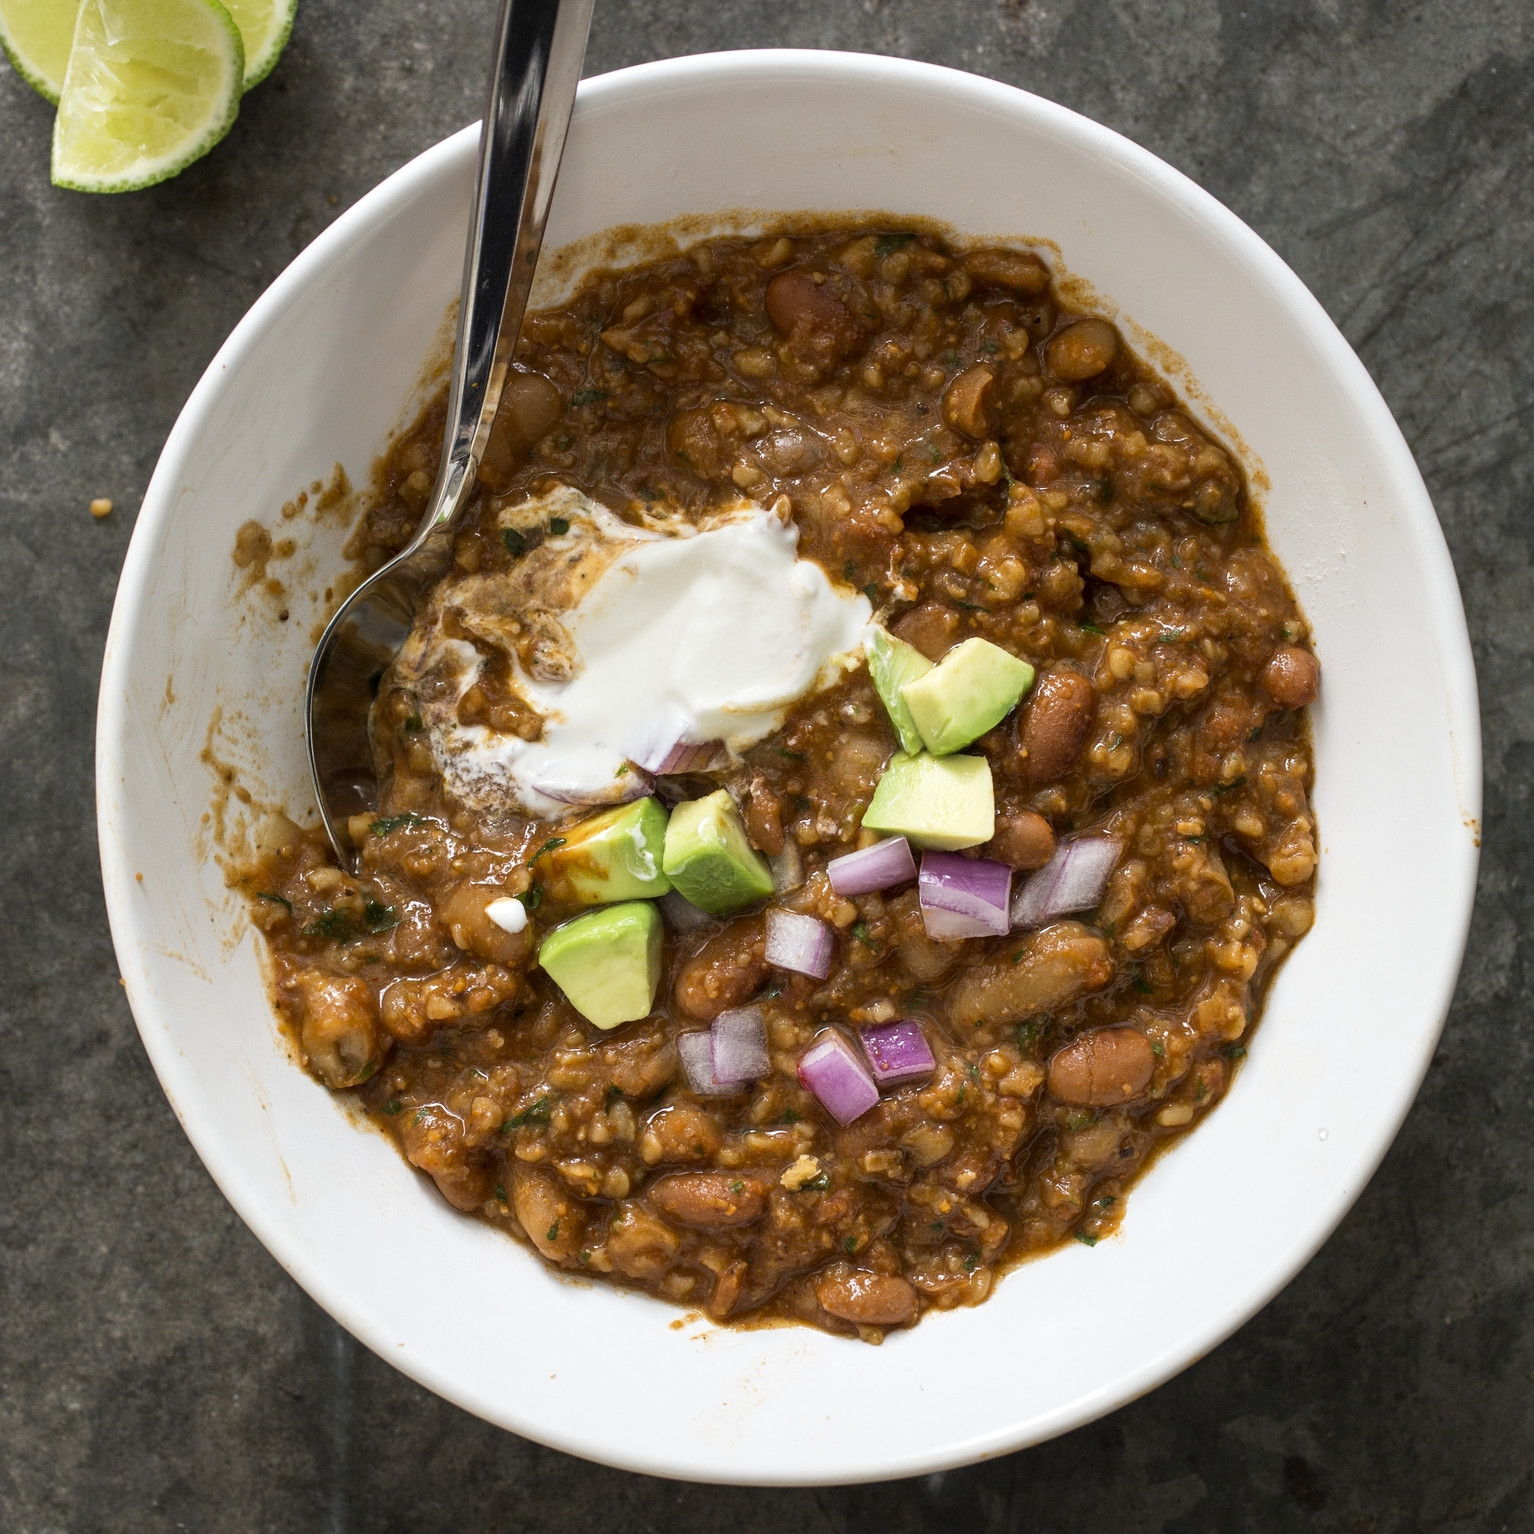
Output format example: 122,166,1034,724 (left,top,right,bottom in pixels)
1,0,1529,1527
